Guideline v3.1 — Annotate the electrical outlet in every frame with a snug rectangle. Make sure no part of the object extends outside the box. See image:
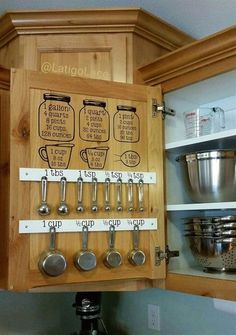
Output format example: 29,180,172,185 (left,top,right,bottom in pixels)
148,304,160,331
